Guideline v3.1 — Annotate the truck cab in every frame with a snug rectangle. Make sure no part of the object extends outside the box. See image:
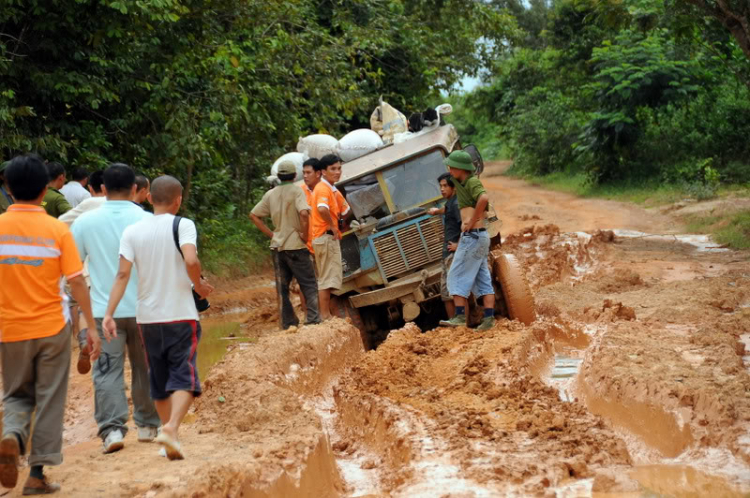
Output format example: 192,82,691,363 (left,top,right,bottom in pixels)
331,124,500,340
